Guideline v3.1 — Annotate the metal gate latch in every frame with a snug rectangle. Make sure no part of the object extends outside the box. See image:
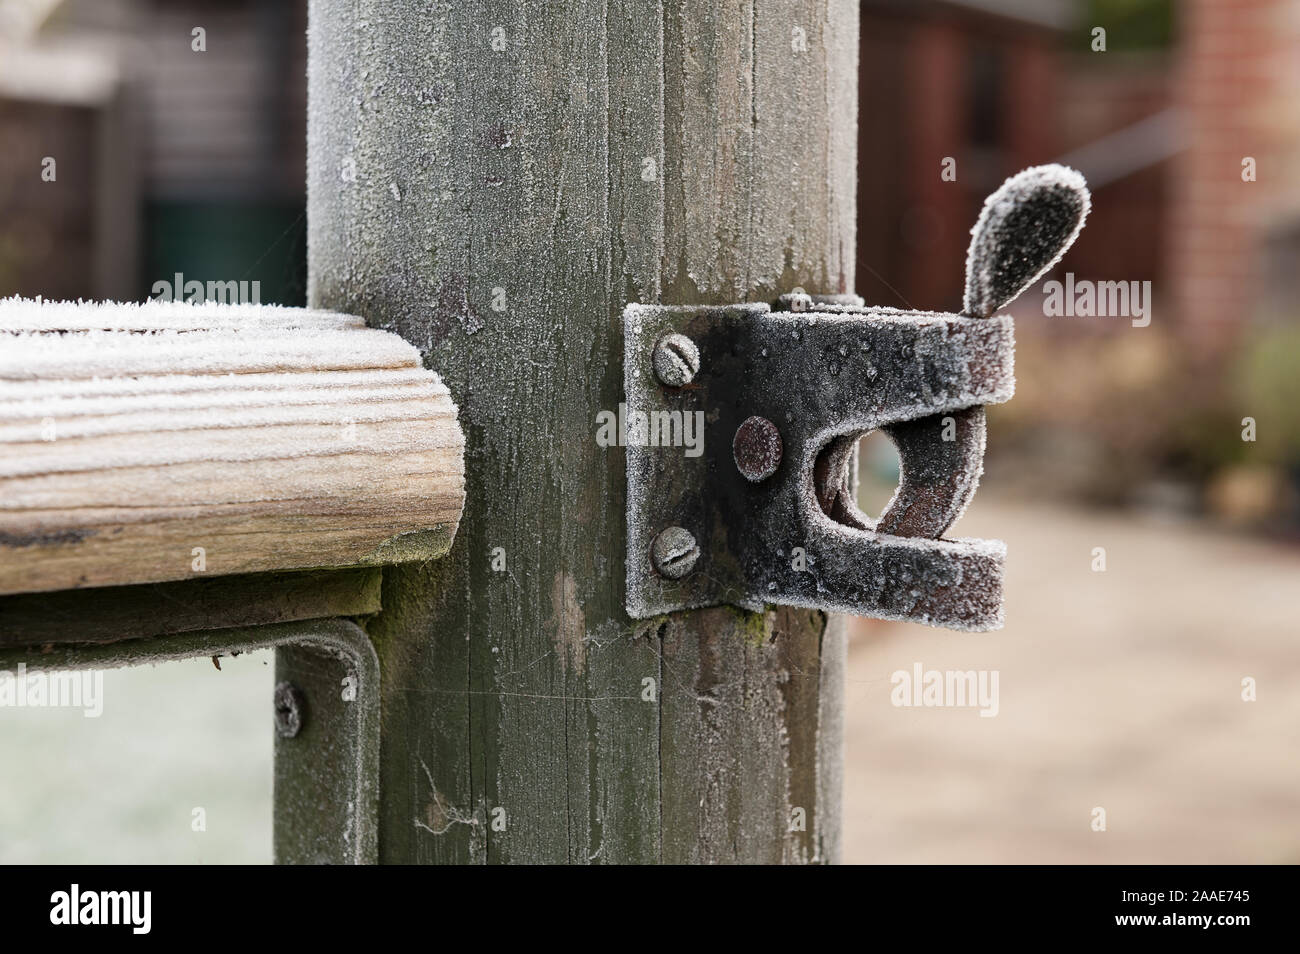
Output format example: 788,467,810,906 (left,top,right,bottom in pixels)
624,165,1090,631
